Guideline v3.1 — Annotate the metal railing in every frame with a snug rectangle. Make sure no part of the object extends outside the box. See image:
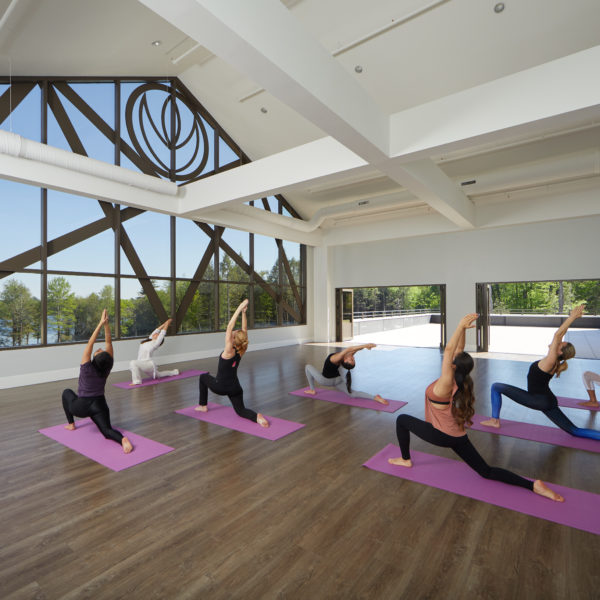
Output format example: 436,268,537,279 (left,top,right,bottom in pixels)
353,308,439,320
